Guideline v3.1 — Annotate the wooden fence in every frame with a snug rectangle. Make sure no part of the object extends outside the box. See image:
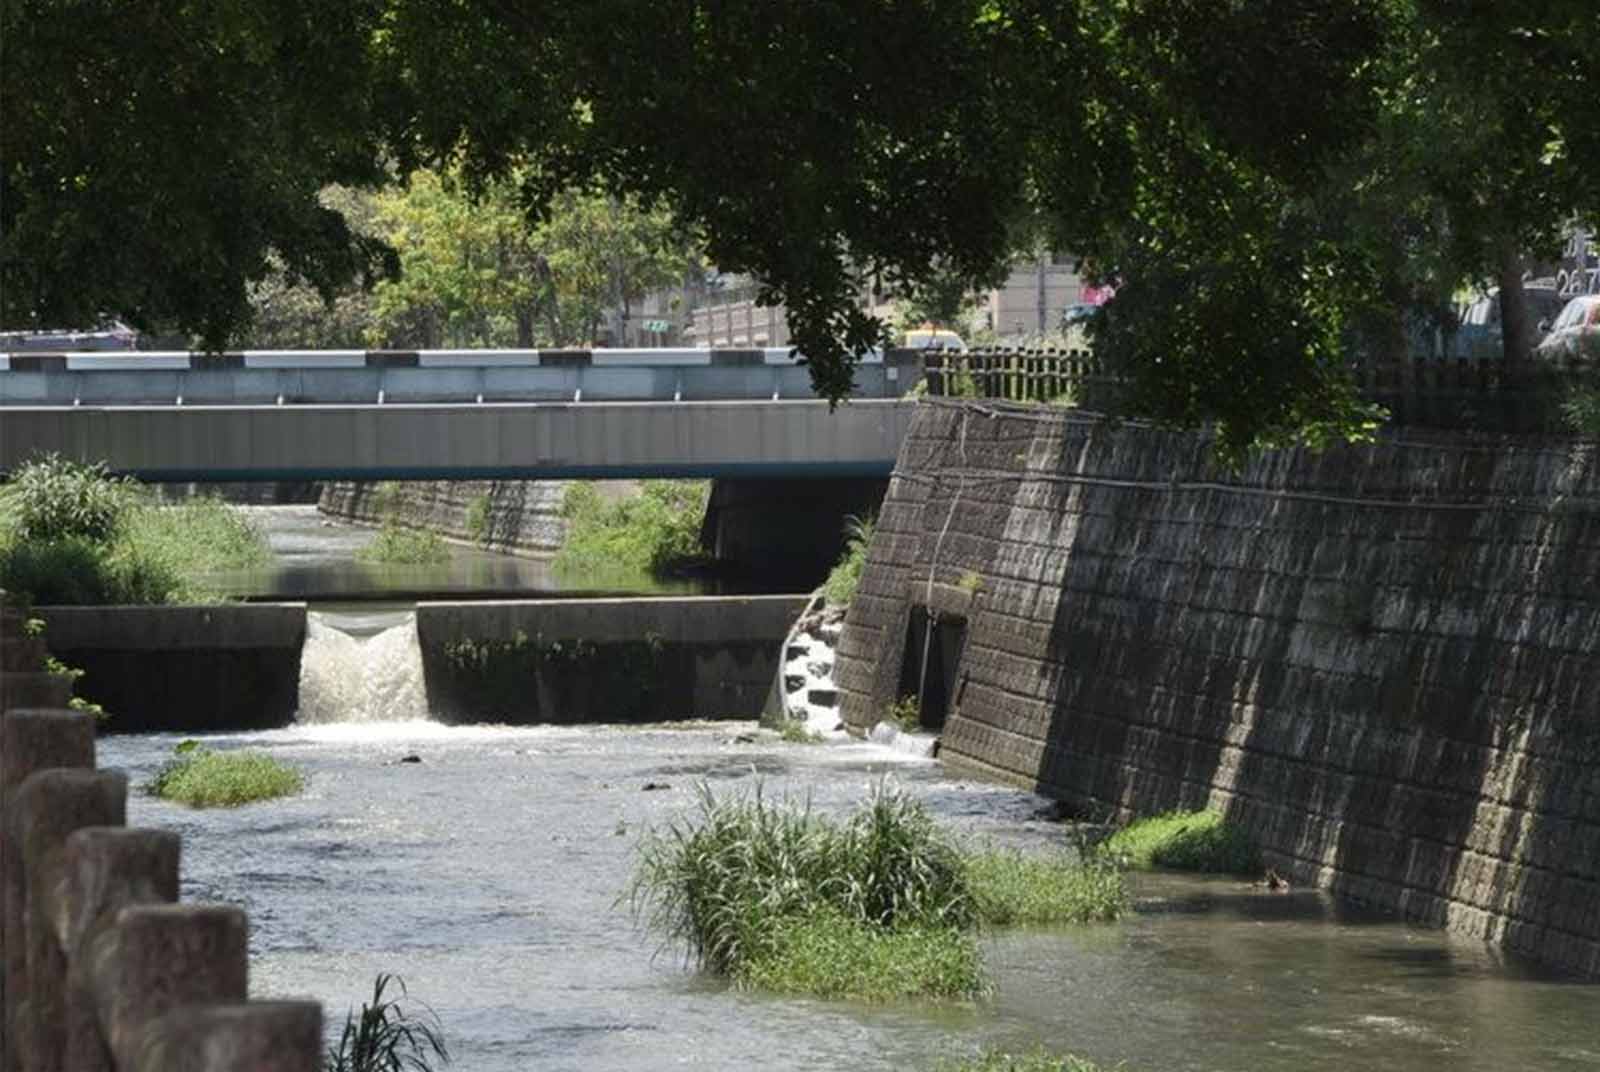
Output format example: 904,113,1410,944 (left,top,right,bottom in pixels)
923,348,1600,434
0,597,320,1072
